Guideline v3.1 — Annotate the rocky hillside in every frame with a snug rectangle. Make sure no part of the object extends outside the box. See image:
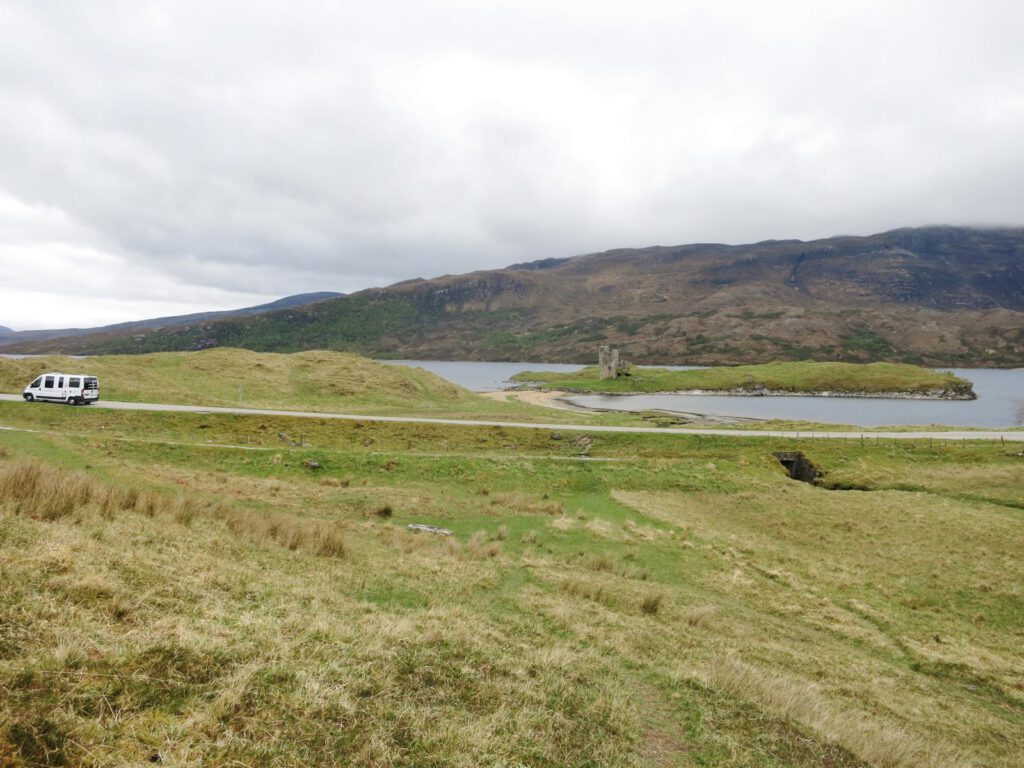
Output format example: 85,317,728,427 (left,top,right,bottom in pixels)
4,227,1023,366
